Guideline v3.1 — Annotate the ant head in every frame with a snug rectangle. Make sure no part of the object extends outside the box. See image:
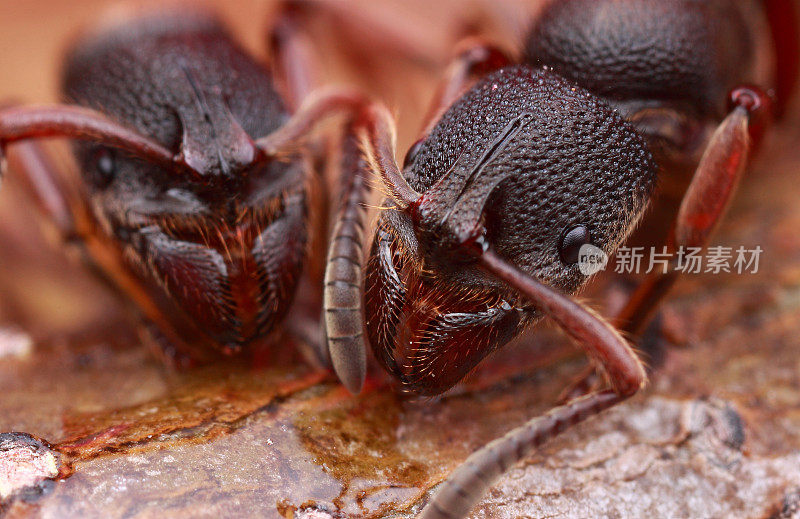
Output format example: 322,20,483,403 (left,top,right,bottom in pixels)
59,10,306,352
365,66,656,395
396,65,657,297
62,9,292,203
